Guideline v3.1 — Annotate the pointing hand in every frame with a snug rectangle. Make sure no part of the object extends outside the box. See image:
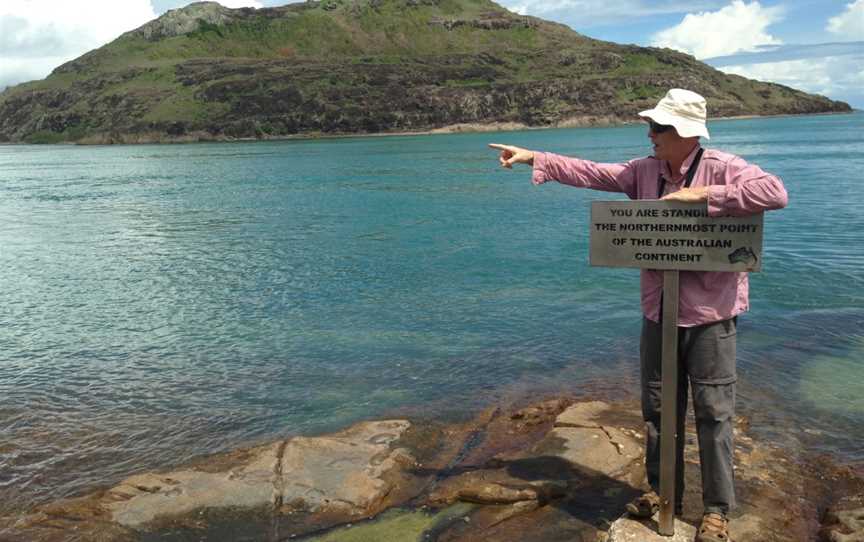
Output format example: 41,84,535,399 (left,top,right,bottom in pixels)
488,143,535,169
